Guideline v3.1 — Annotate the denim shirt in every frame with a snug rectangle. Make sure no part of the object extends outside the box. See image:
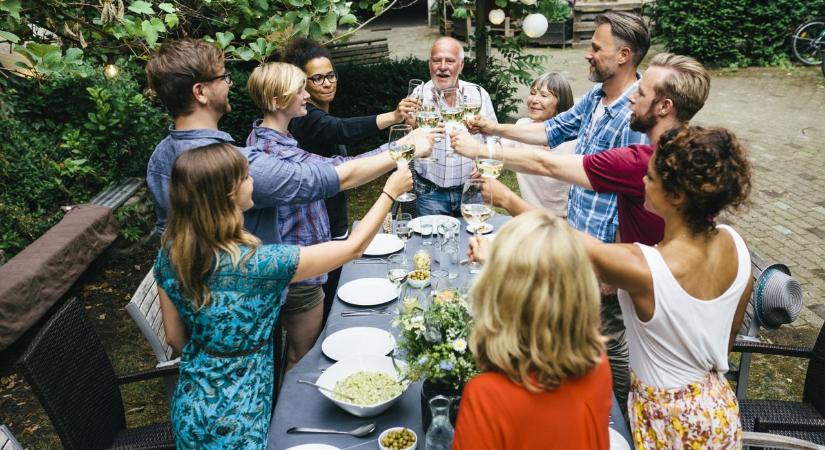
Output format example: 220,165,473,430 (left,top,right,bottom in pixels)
146,126,340,244
544,81,649,243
